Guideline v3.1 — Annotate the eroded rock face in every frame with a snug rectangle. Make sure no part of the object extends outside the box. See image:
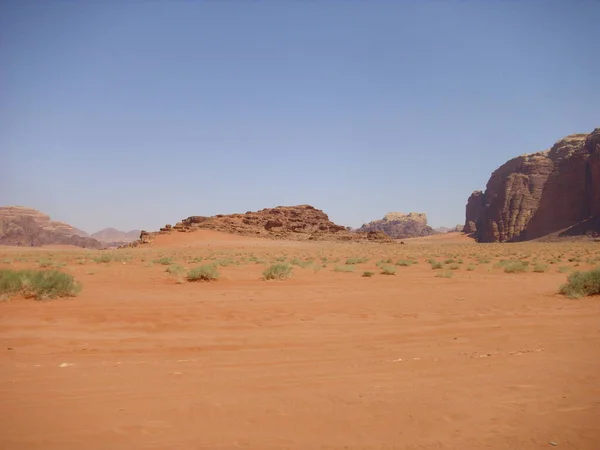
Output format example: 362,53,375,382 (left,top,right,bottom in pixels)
0,215,103,248
358,212,434,239
463,191,484,234
124,205,396,247
0,206,89,237
465,128,600,242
